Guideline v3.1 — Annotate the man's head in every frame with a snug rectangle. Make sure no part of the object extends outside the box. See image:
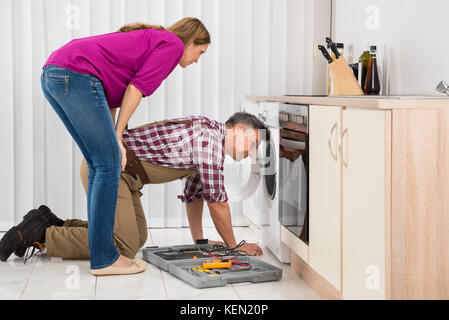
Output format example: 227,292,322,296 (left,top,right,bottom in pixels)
224,112,270,162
